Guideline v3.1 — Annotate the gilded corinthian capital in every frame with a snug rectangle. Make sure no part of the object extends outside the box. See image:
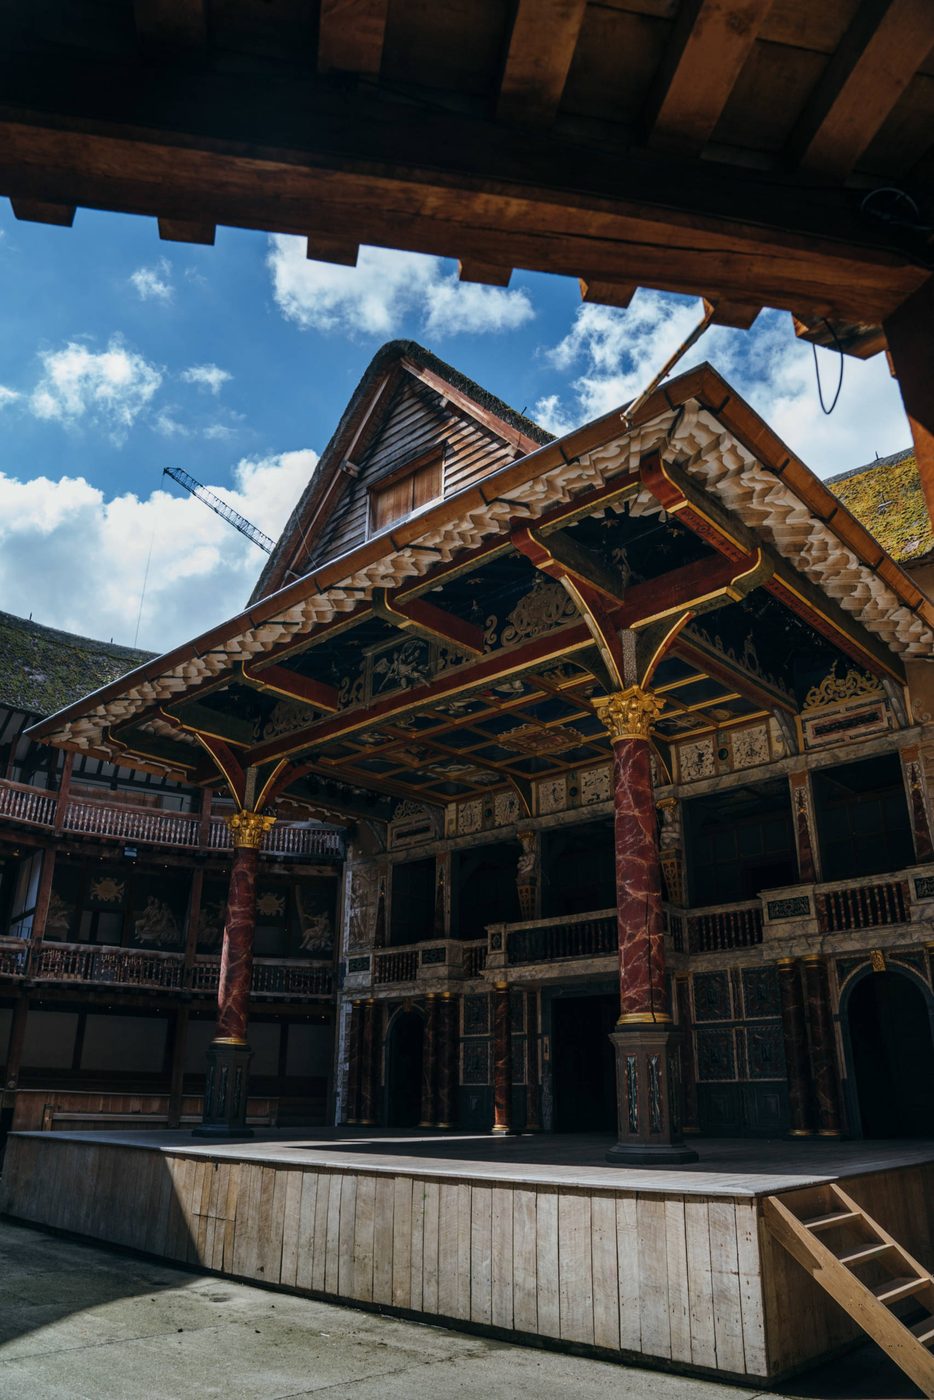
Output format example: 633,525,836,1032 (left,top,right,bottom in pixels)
227,809,277,849
593,686,664,744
